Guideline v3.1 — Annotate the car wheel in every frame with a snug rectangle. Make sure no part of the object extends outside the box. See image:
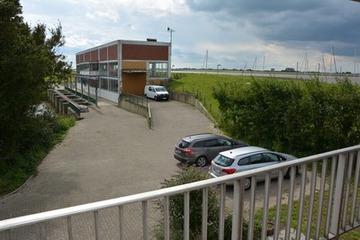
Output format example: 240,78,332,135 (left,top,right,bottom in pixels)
244,178,251,190
154,95,158,101
285,166,298,179
195,156,207,167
